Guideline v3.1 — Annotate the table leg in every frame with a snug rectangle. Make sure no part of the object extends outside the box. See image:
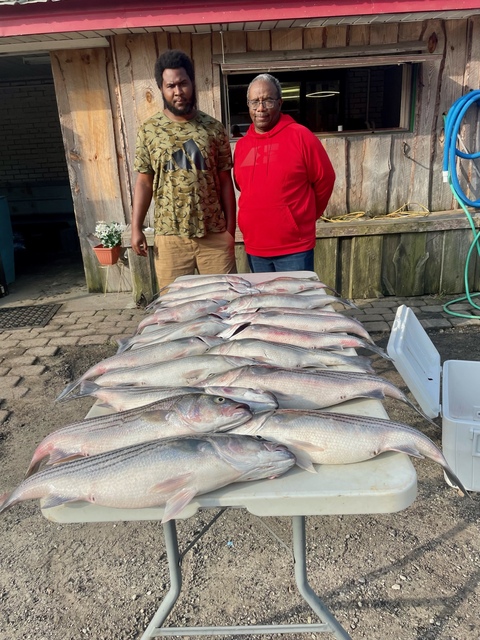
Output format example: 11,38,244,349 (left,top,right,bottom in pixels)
292,516,352,640
141,516,352,638
140,520,182,640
